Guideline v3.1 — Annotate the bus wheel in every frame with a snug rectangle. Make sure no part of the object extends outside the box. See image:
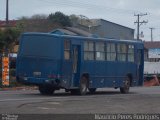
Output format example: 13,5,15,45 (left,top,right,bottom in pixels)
120,77,130,94
70,89,79,95
89,88,96,94
79,76,88,95
39,85,54,95
65,89,70,92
